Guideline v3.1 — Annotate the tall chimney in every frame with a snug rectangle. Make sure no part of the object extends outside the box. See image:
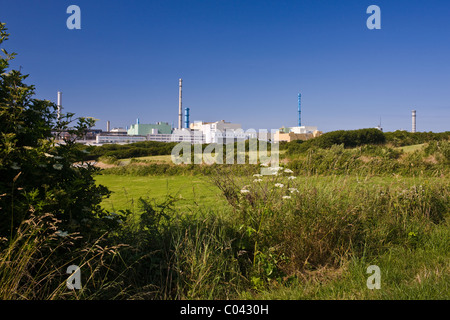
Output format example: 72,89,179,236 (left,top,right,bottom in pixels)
412,110,416,133
57,91,62,121
178,78,183,130
106,120,111,132
298,93,301,127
